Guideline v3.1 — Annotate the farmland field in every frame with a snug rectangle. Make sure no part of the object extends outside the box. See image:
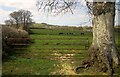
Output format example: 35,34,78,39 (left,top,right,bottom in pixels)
2,26,120,75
